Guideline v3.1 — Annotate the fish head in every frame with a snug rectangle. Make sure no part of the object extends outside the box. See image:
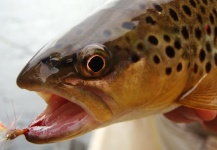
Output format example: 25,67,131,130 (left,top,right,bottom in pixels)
17,32,186,143
16,0,189,144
